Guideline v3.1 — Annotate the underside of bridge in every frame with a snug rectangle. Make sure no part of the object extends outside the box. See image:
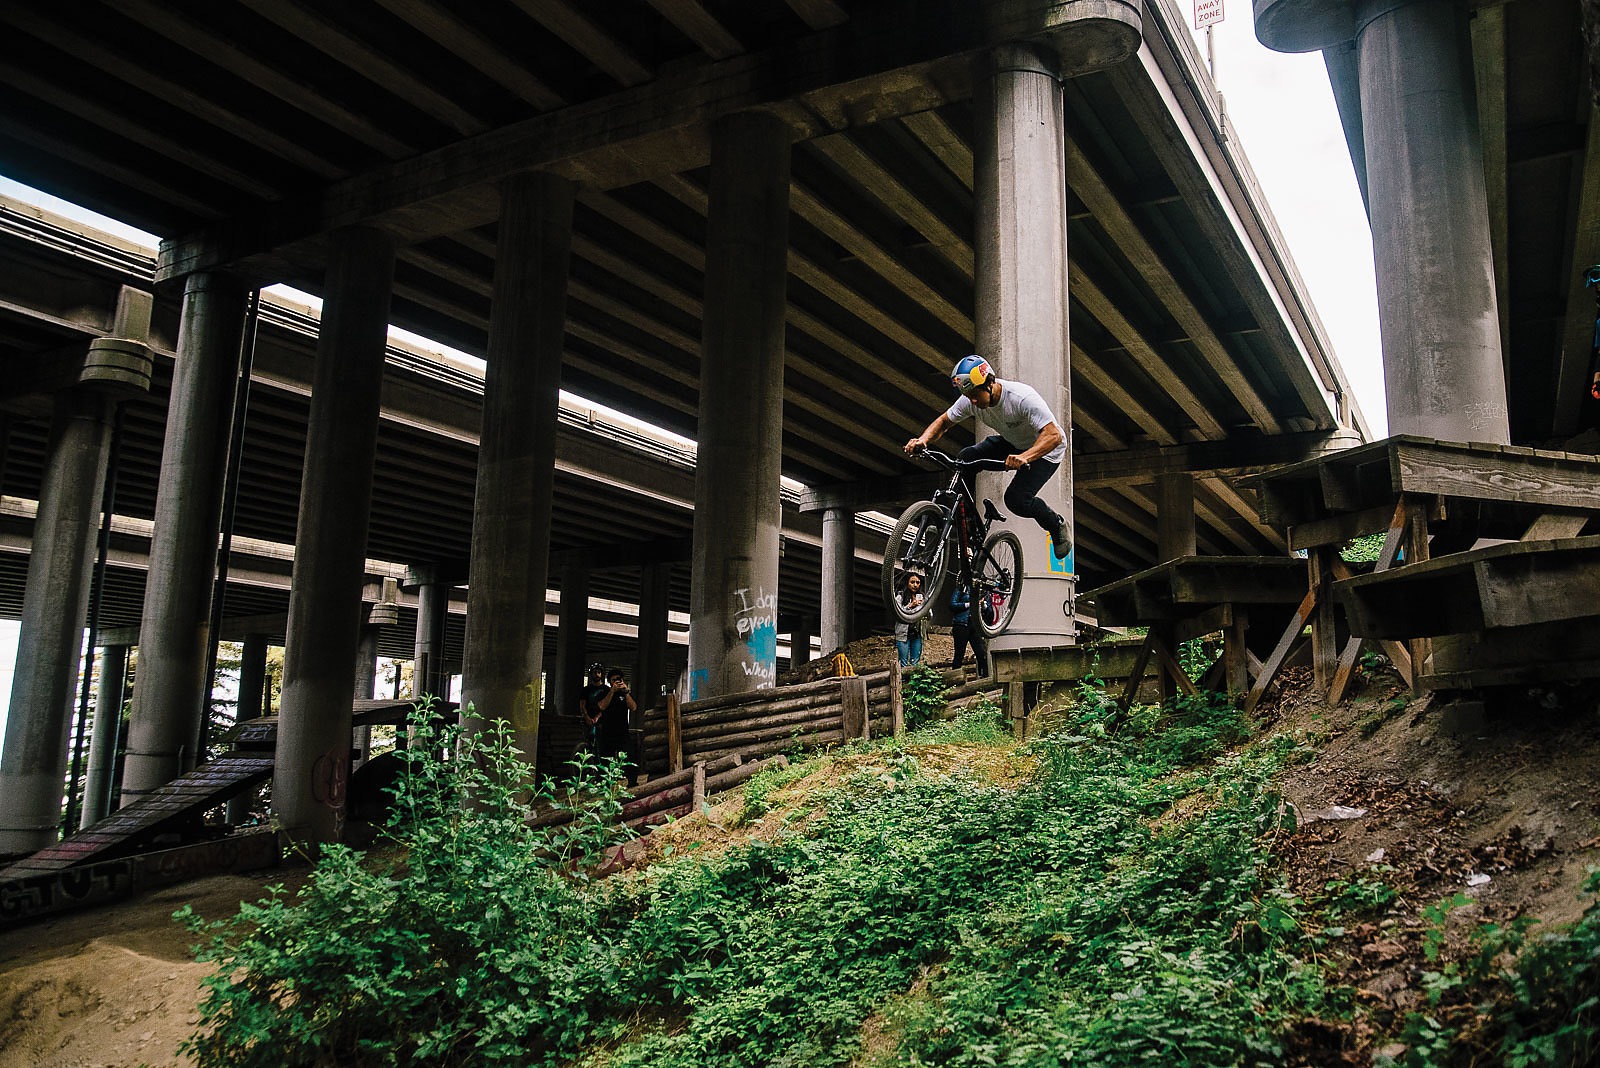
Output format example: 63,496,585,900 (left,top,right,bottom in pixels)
0,0,1377,849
